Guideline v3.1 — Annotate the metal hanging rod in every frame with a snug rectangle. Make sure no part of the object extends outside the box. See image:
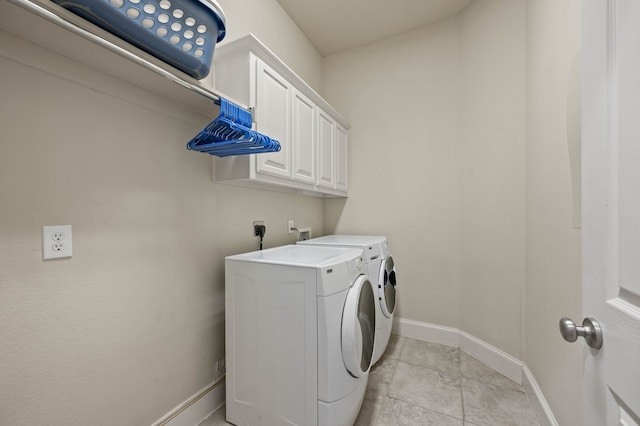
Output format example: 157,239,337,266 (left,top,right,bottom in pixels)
7,0,249,111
